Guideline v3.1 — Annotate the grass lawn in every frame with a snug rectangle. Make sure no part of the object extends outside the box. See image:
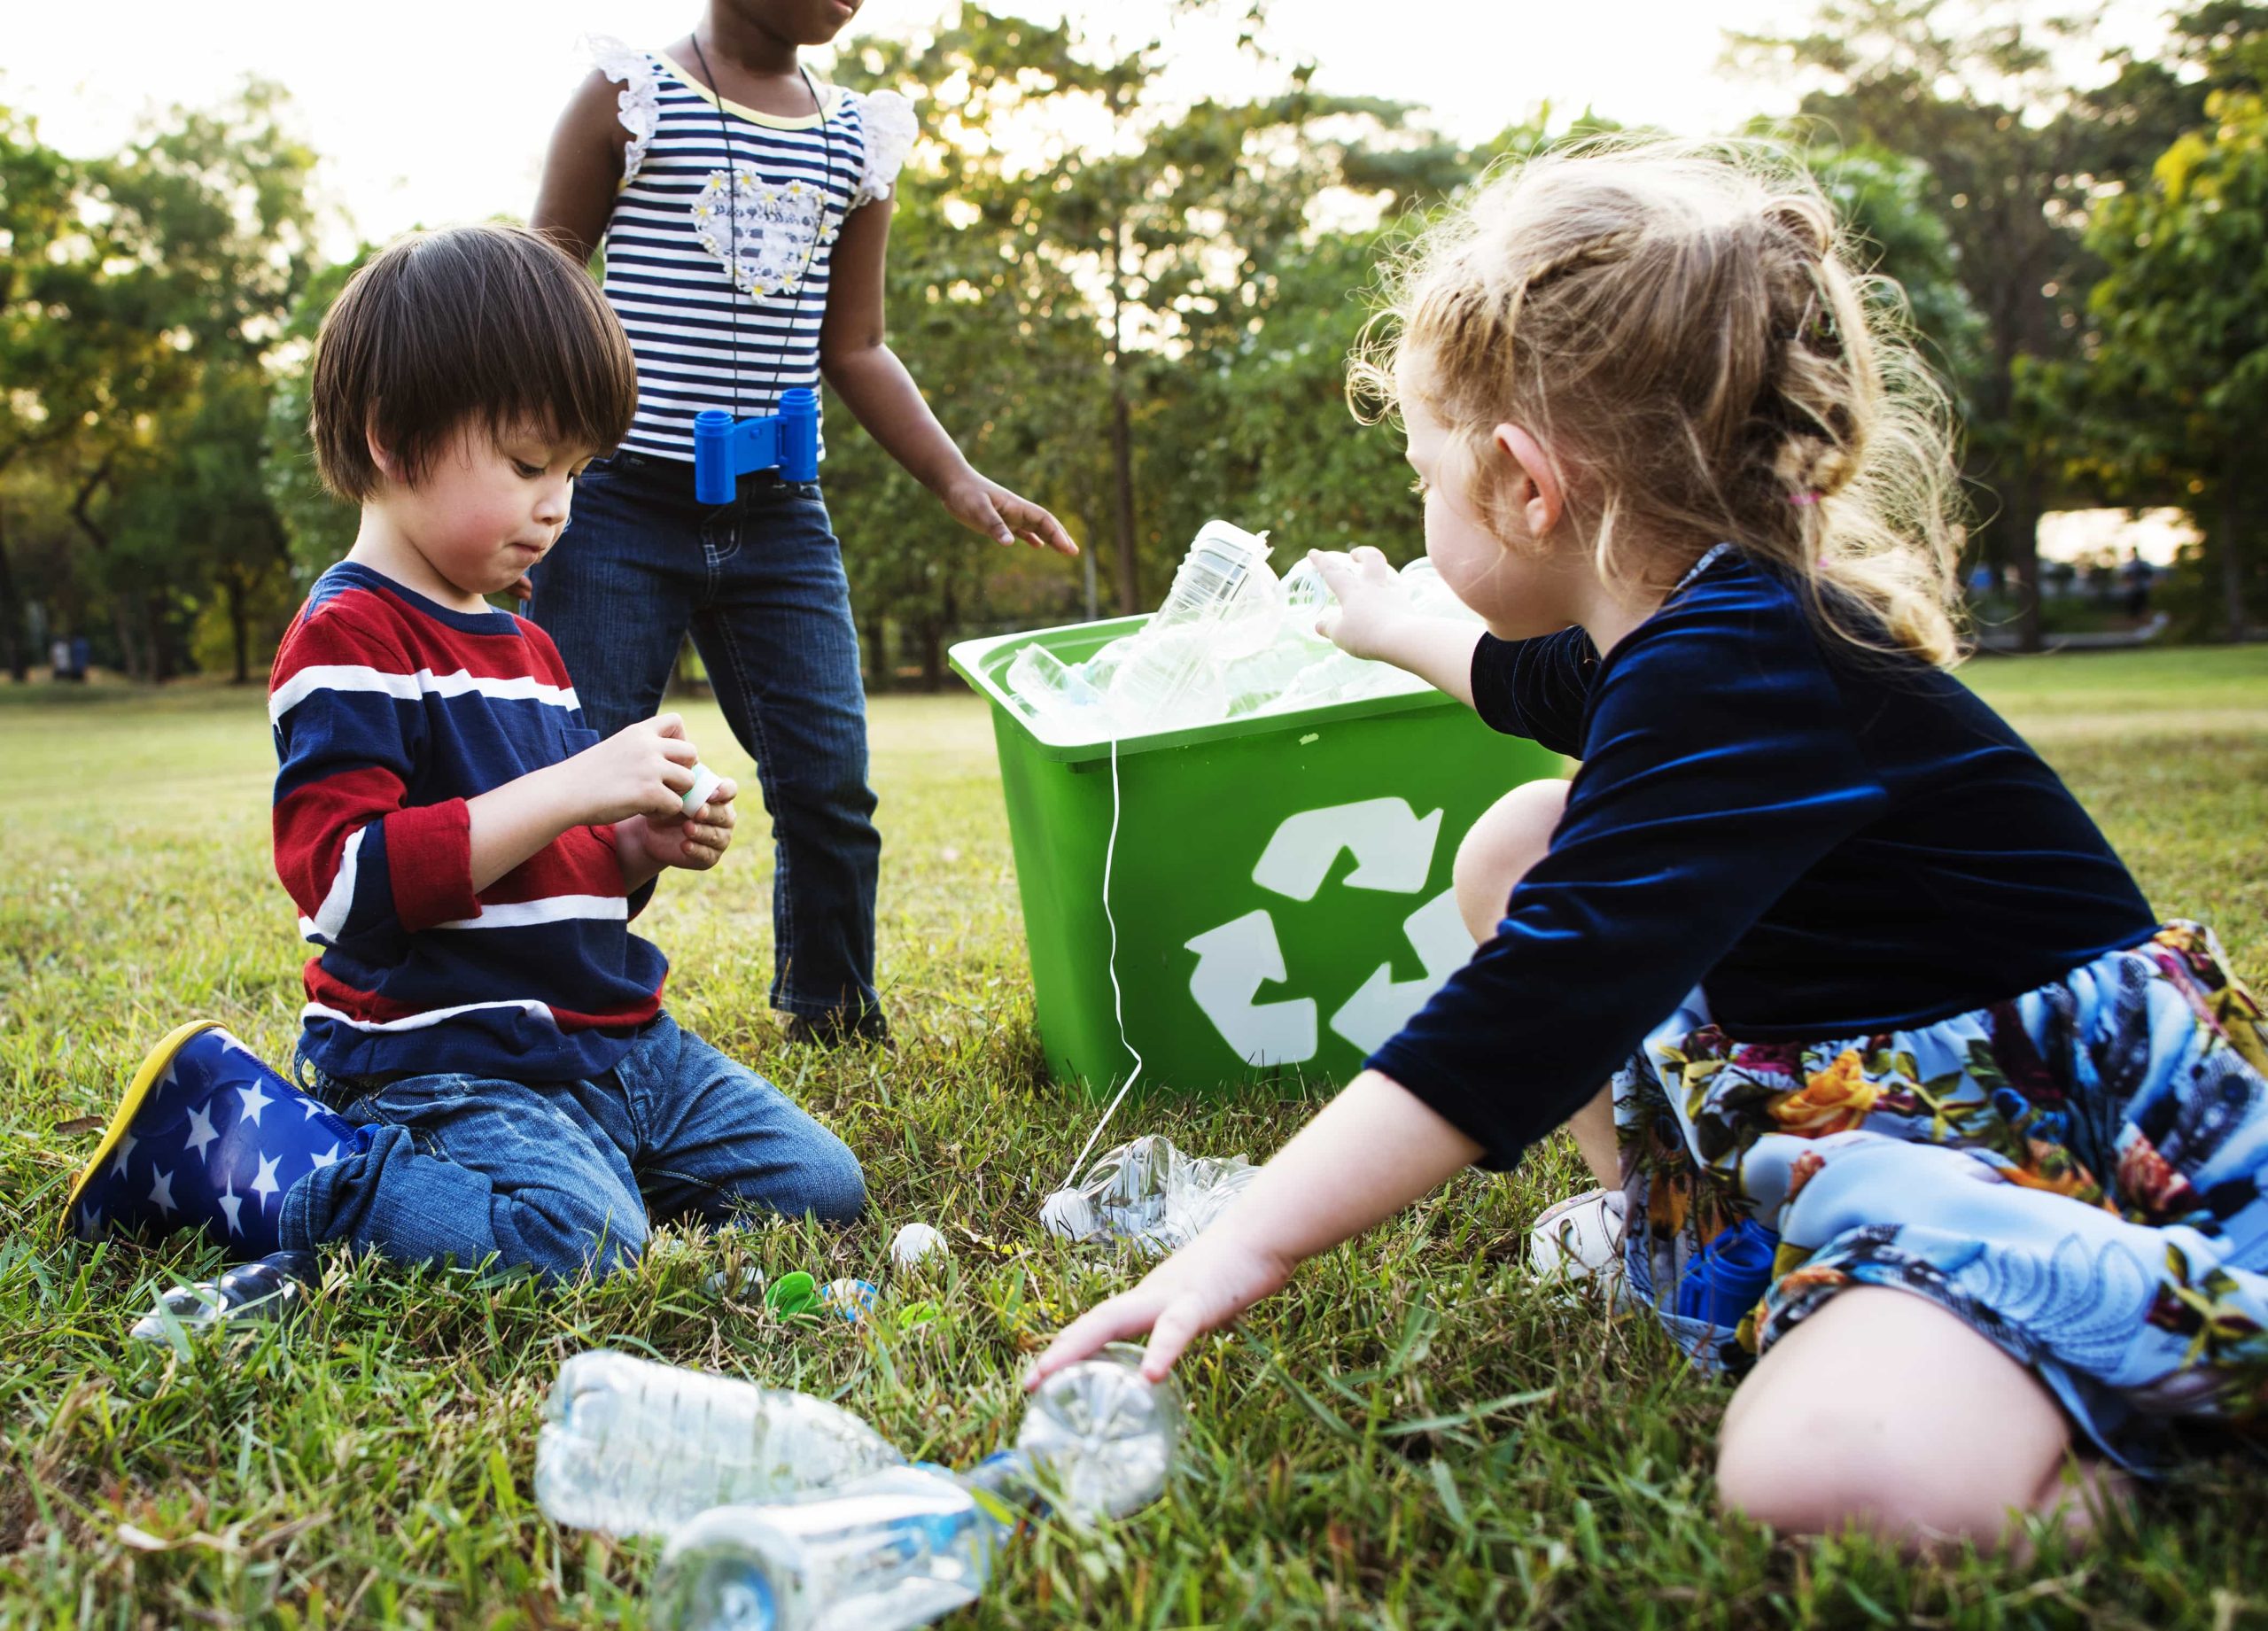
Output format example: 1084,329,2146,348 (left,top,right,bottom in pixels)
3,645,2265,1628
